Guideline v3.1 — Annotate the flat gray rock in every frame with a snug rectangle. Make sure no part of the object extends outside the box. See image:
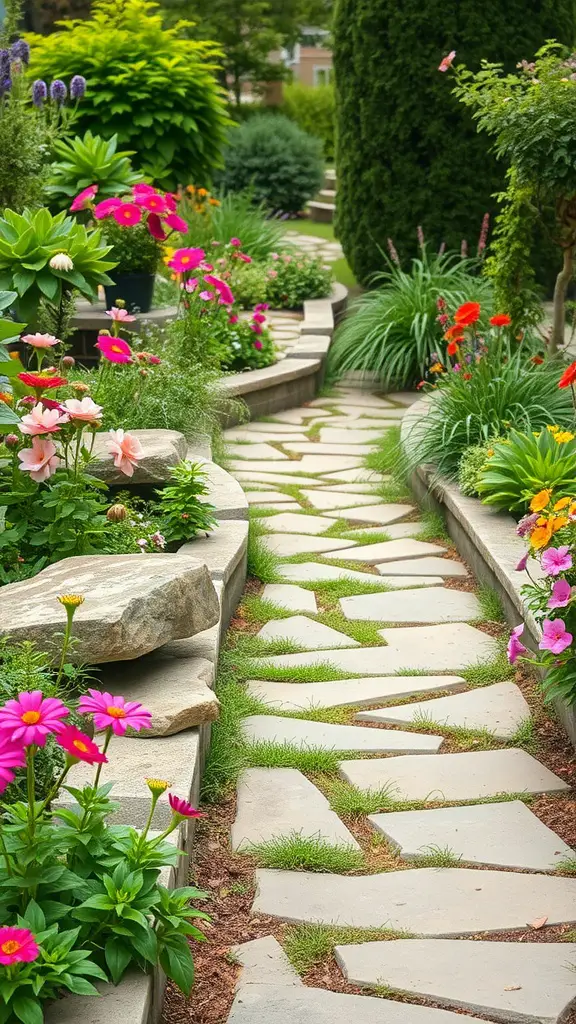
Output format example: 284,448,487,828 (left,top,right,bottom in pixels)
261,534,357,556
261,584,317,613
315,482,383,493
301,490,384,511
246,676,466,711
378,576,446,588
356,682,530,739
232,936,302,989
233,471,325,486
318,428,385,444
90,428,187,484
102,652,218,736
240,715,442,753
246,491,297,504
0,554,219,664
279,562,390,586
229,461,316,476
376,557,467,577
179,519,248,584
293,455,365,472
283,443,376,456
328,504,415,524
243,421,313,434
321,468,387,483
224,431,308,443
227,442,289,460
334,539,447,564
339,749,569,801
335,939,576,1024
257,615,358,650
253,867,576,934
368,800,574,871
251,502,301,511
340,587,480,623
231,768,359,851
259,512,336,534
356,523,424,539
228,983,488,1024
